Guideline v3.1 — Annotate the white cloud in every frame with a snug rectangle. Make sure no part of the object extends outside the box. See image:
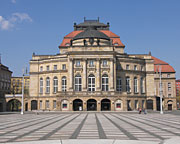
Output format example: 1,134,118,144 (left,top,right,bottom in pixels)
0,13,32,30
11,0,16,4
